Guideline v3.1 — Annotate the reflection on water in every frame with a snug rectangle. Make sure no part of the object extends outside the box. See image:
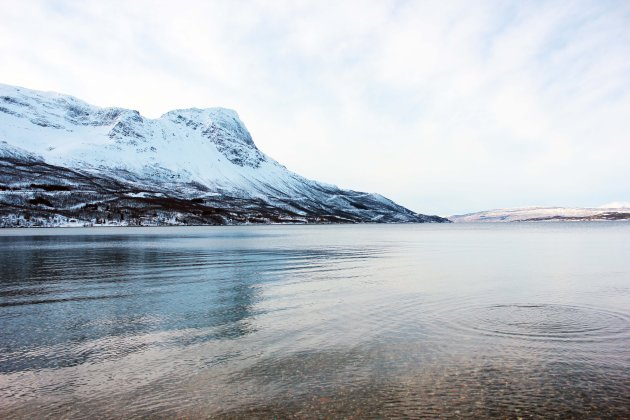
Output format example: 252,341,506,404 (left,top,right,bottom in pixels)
0,223,629,418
